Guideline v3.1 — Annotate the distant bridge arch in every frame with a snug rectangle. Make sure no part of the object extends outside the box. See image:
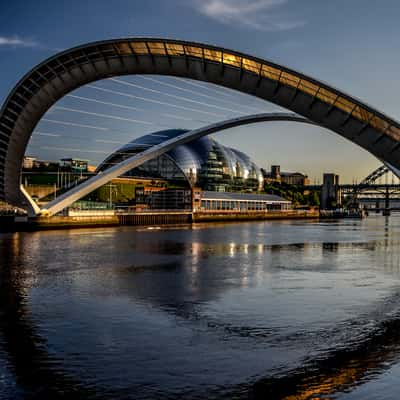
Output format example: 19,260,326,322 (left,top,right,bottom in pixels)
1,38,400,208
